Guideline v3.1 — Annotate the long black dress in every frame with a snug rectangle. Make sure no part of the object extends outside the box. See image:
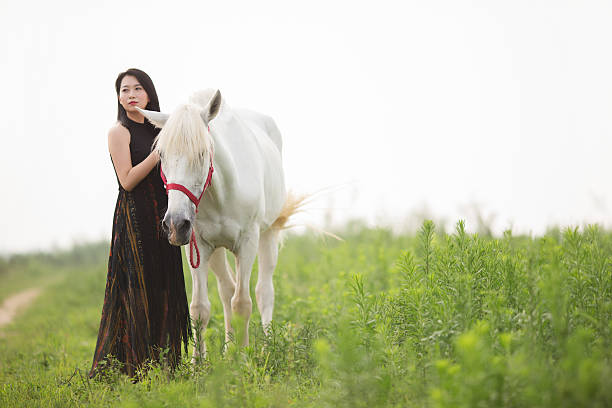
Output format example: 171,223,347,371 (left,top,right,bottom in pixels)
90,118,191,378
